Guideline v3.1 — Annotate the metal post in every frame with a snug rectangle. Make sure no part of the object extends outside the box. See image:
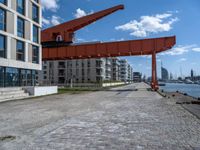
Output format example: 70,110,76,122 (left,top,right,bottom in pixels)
151,51,158,91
